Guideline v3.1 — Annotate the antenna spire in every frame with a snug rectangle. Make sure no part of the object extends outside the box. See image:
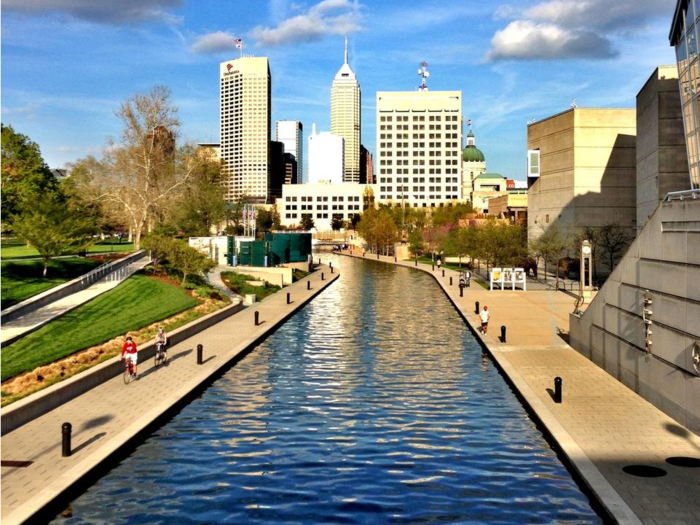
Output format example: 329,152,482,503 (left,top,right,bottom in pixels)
418,61,430,91
344,36,348,64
